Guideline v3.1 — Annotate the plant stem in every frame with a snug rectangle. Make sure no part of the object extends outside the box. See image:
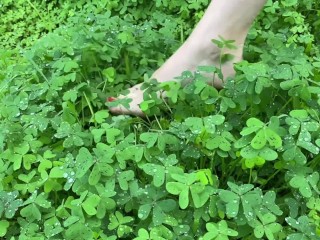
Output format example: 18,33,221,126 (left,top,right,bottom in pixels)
260,169,281,188
124,52,131,78
248,168,252,184
154,115,163,131
83,92,95,121
160,92,173,114
276,97,292,115
307,154,320,168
